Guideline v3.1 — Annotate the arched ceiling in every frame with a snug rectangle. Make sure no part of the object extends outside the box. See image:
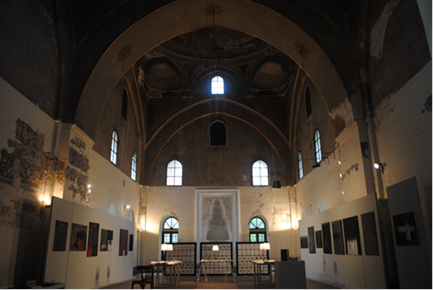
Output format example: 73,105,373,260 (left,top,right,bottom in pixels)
74,0,352,139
